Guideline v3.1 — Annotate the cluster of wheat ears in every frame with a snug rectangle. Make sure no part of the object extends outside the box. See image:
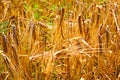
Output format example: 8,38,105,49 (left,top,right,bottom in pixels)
0,0,120,80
